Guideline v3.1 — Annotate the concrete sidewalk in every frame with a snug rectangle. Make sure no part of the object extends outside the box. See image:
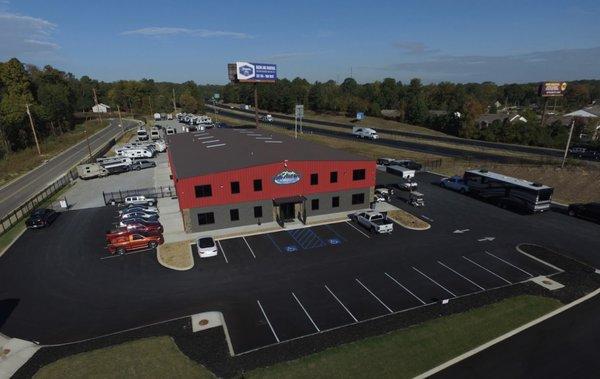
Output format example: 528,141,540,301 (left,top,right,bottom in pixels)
0,335,40,378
